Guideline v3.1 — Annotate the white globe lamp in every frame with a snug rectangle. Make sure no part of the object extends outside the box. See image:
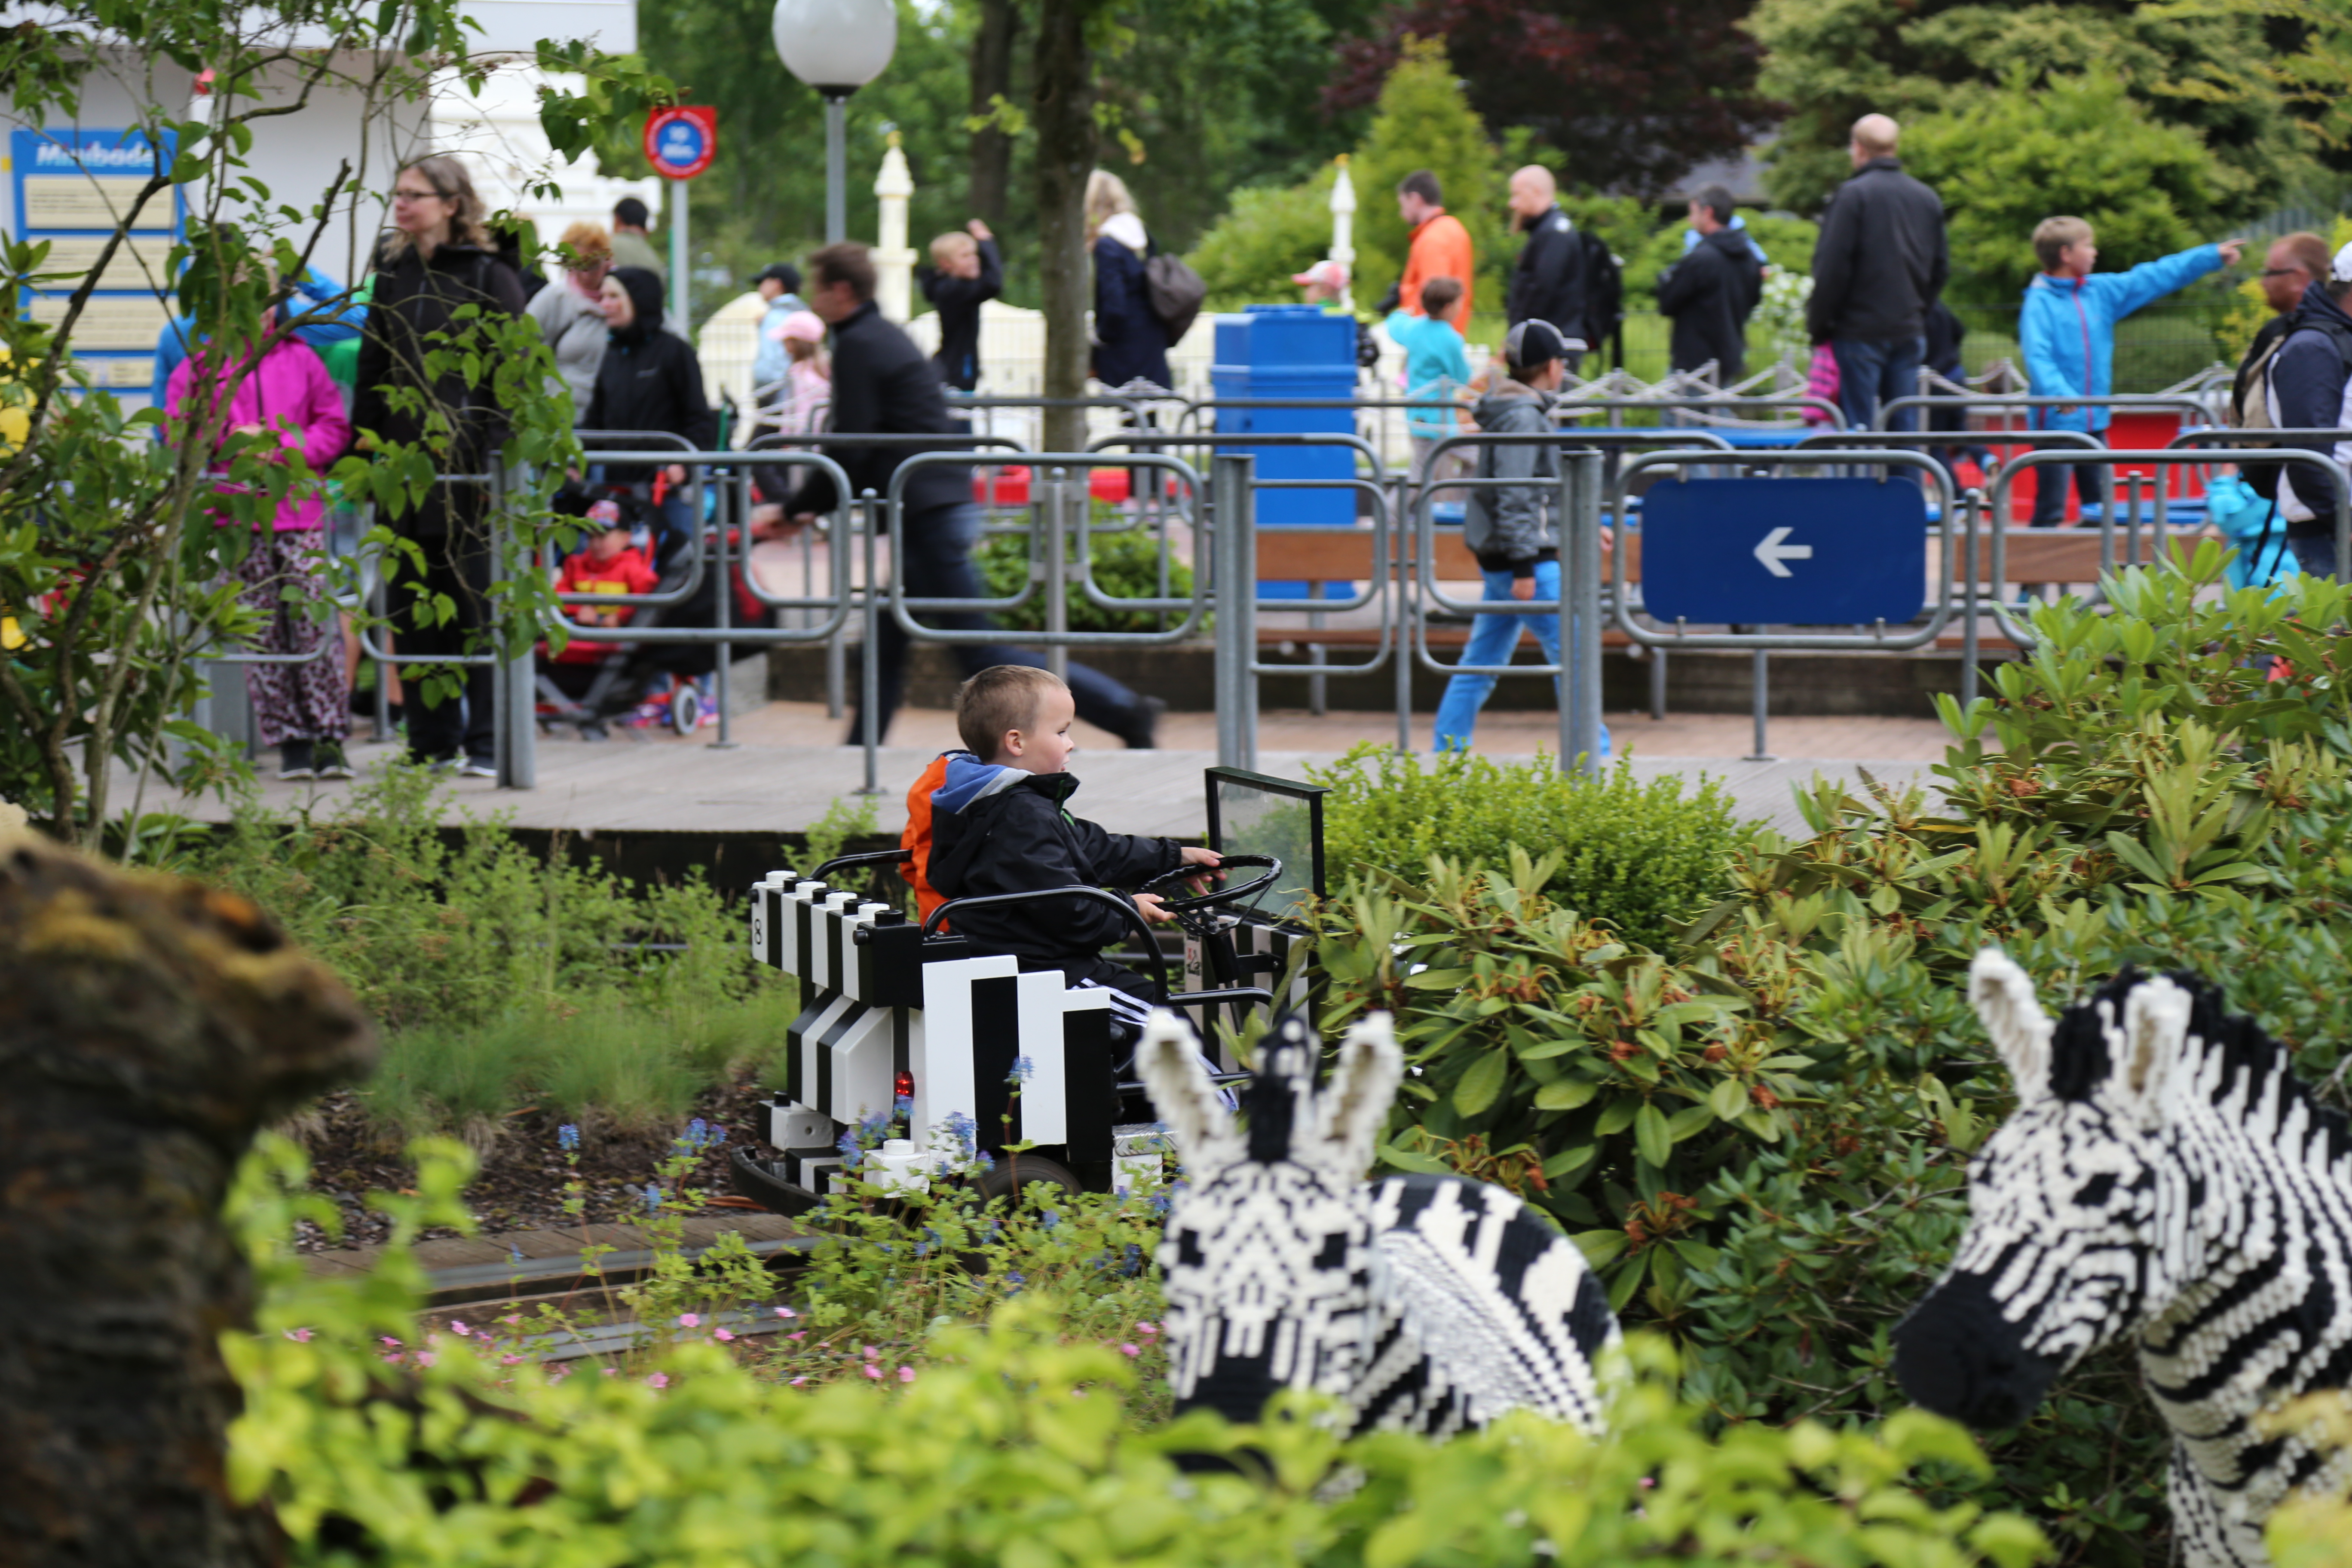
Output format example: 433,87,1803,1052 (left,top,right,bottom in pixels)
772,0,898,243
